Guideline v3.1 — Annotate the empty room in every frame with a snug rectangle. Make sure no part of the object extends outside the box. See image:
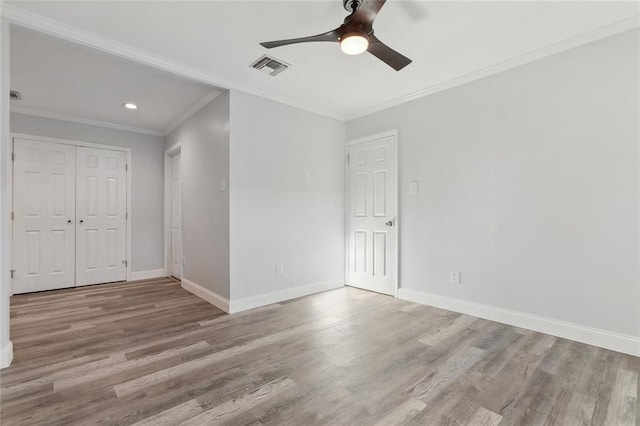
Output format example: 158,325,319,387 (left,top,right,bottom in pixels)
0,1,638,425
